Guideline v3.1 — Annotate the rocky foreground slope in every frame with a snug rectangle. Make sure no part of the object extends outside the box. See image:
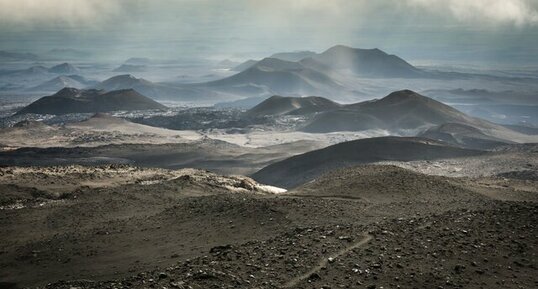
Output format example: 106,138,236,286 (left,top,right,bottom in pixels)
0,163,536,288
39,202,535,289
